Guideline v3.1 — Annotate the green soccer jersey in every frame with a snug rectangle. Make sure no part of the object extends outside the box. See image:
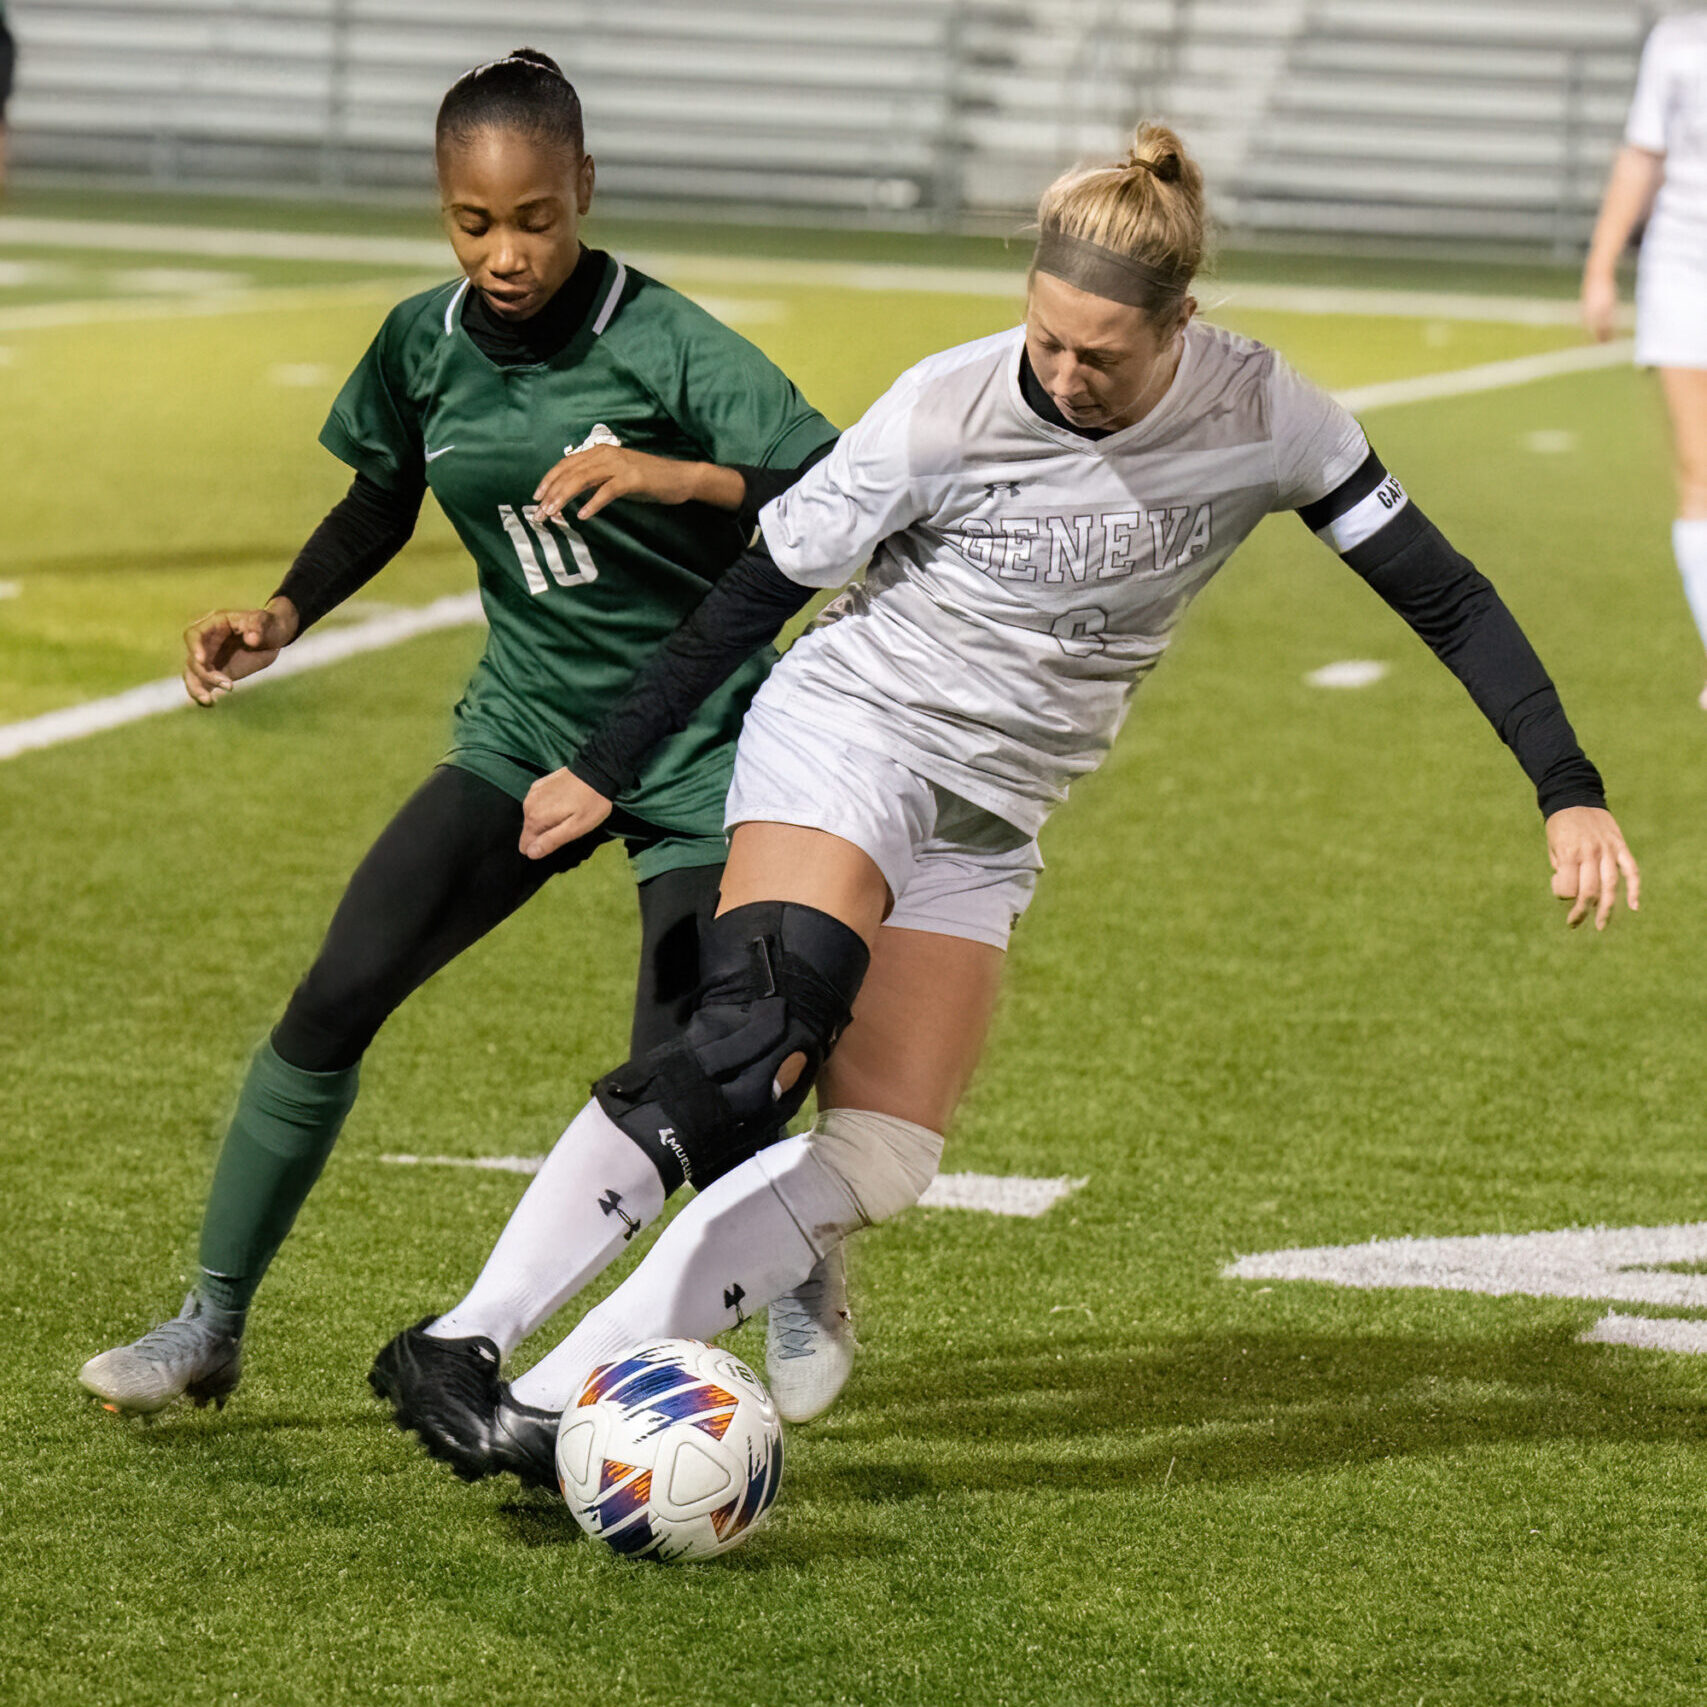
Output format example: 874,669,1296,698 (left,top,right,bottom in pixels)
320,253,835,877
